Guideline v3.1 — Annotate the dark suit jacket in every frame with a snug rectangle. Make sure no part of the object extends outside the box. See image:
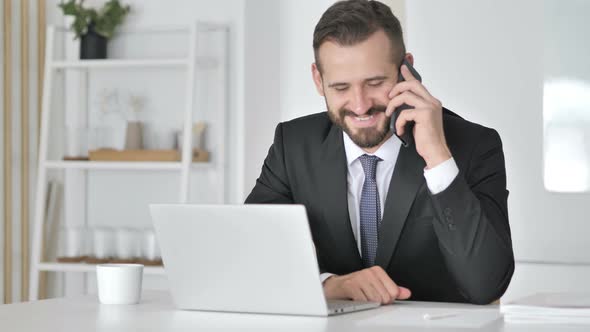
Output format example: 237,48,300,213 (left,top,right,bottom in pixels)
245,109,514,304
